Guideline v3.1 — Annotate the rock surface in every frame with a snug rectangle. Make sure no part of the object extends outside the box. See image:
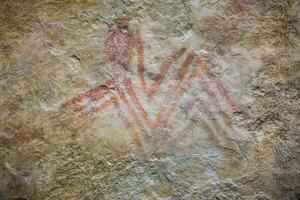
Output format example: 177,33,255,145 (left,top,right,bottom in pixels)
0,0,299,199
